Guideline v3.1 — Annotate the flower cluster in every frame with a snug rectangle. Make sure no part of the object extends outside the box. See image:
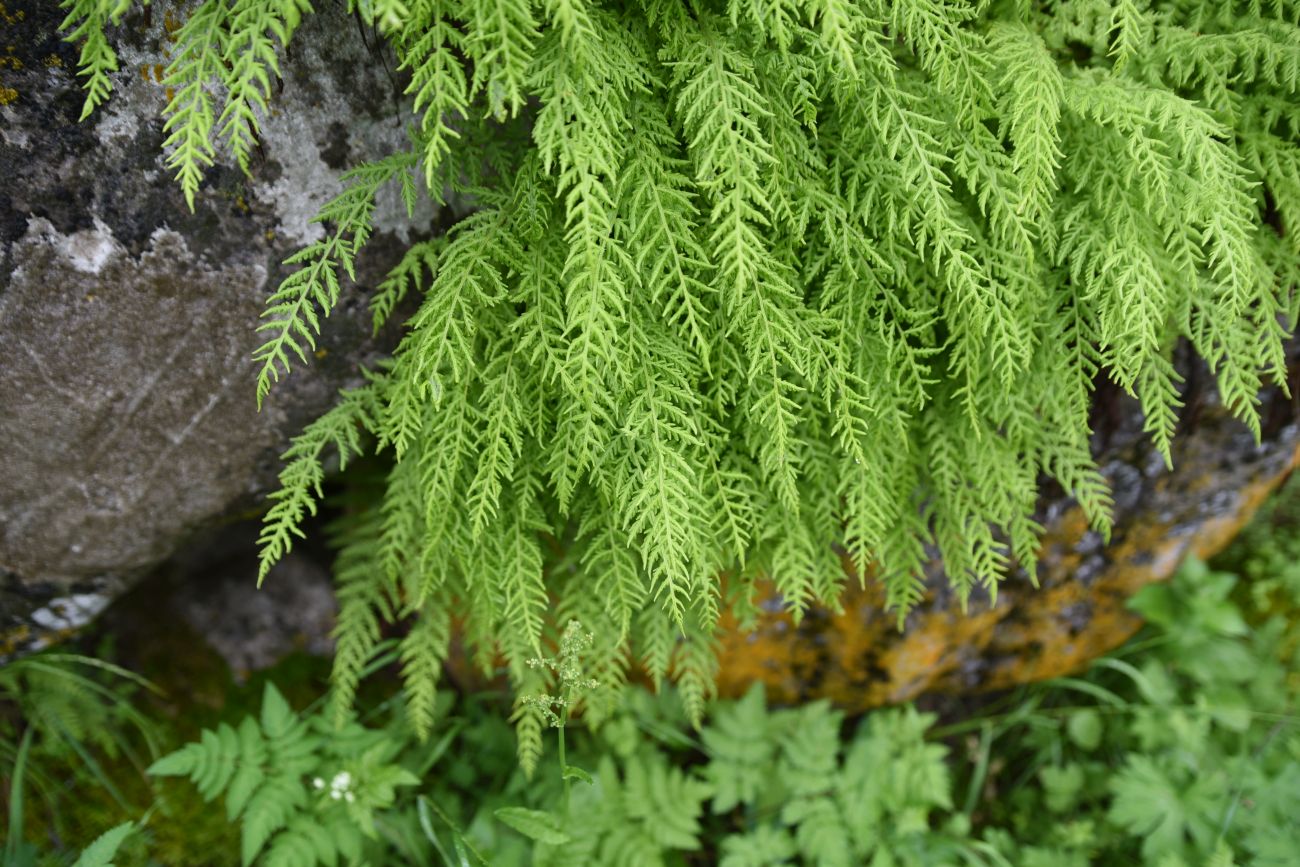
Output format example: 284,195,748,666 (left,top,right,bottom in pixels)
313,770,356,803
